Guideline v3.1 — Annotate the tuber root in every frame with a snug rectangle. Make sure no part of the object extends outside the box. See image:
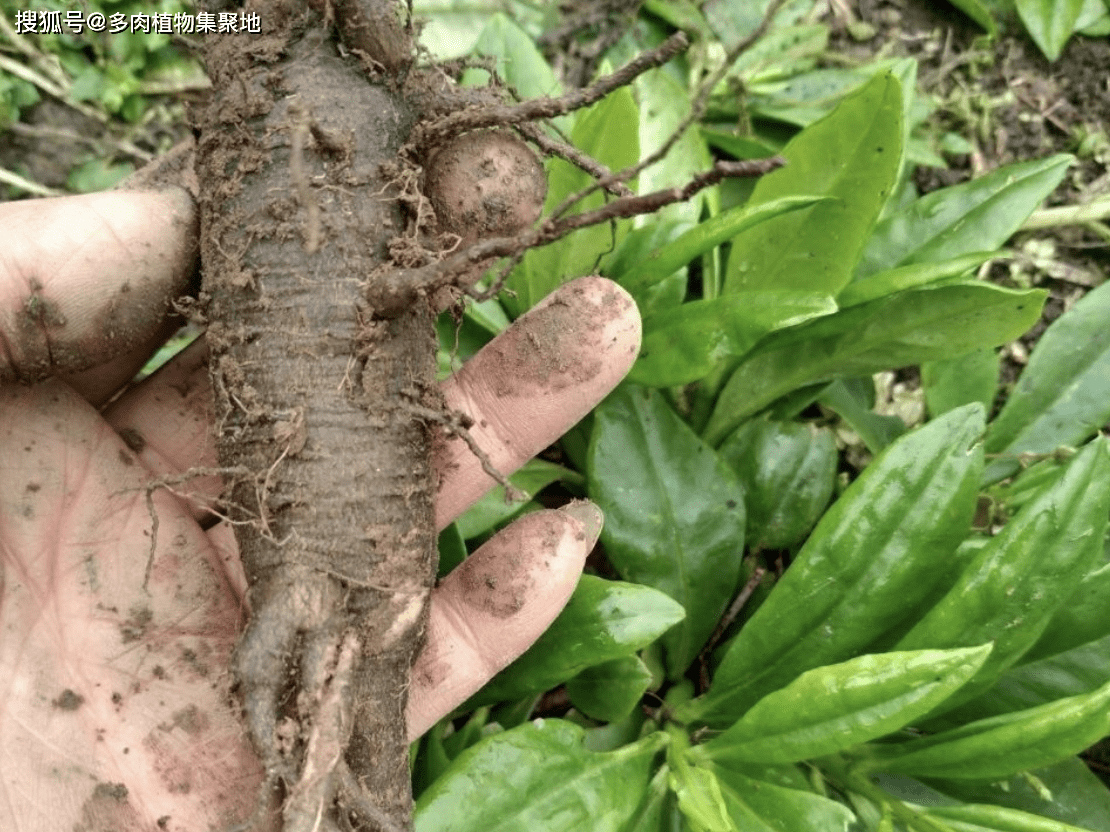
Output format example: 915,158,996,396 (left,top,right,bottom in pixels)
423,129,547,248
